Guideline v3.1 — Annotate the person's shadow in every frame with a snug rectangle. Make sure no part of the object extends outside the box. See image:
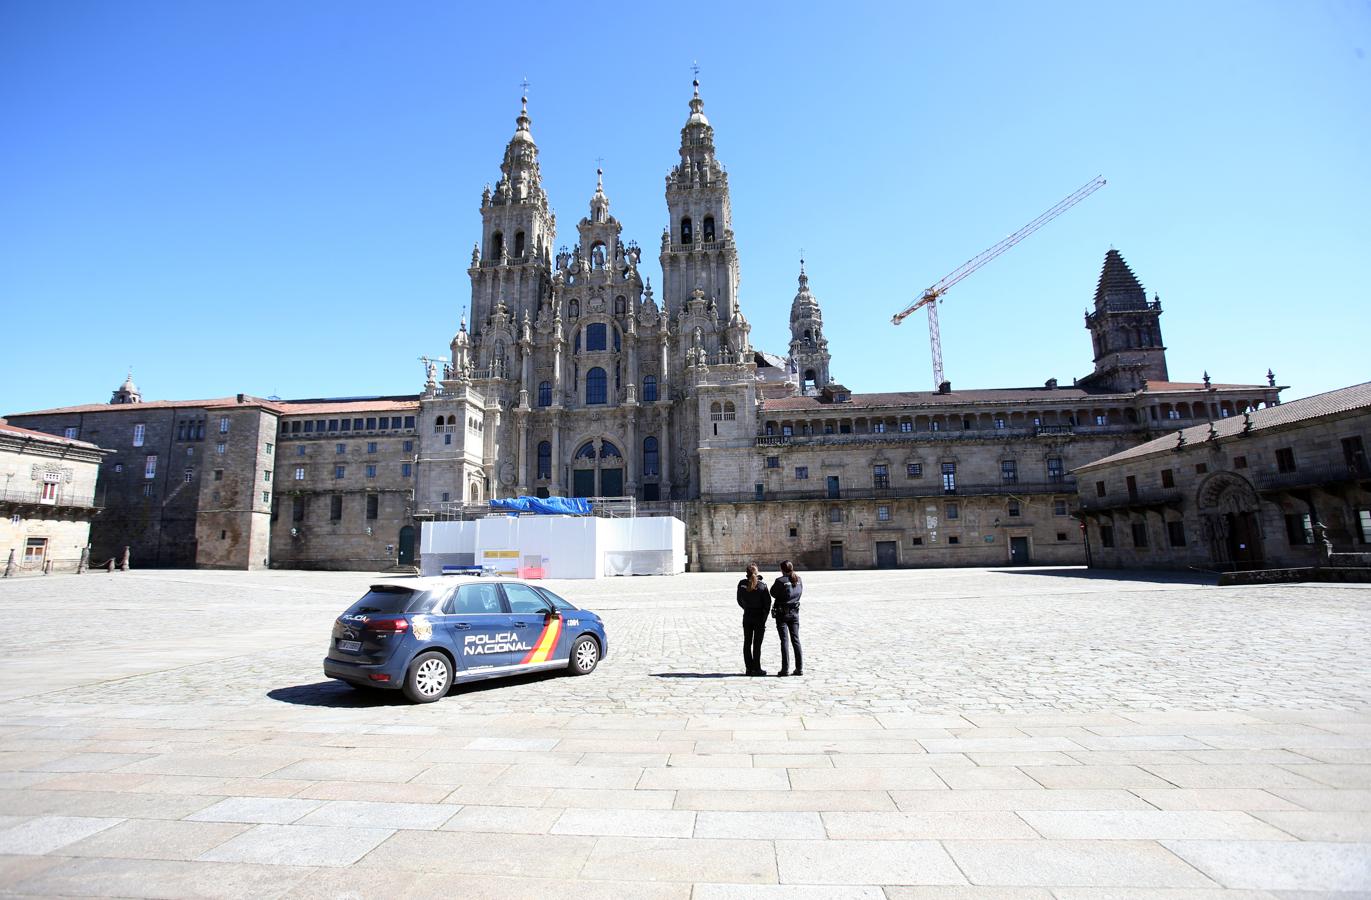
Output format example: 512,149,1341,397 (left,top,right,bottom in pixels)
650,672,746,679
